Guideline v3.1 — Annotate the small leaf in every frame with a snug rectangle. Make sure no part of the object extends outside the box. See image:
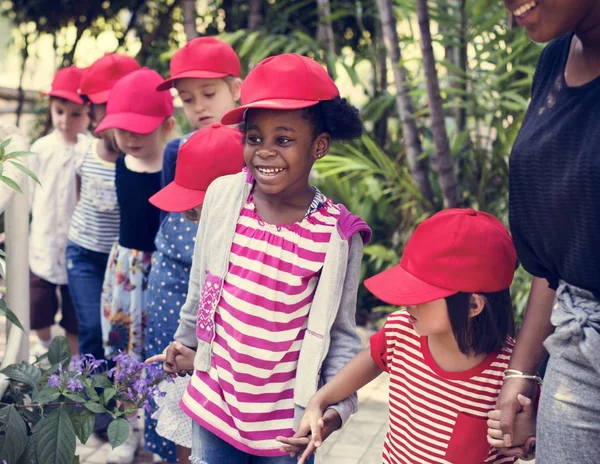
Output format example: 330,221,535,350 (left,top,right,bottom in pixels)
4,150,35,159
103,387,116,404
9,160,41,185
0,405,27,462
48,336,71,366
33,387,61,403
0,175,23,193
0,137,12,149
1,362,42,388
92,374,113,389
84,384,99,402
68,408,95,444
0,298,24,331
84,402,107,414
34,408,76,464
64,393,86,403
107,418,130,449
